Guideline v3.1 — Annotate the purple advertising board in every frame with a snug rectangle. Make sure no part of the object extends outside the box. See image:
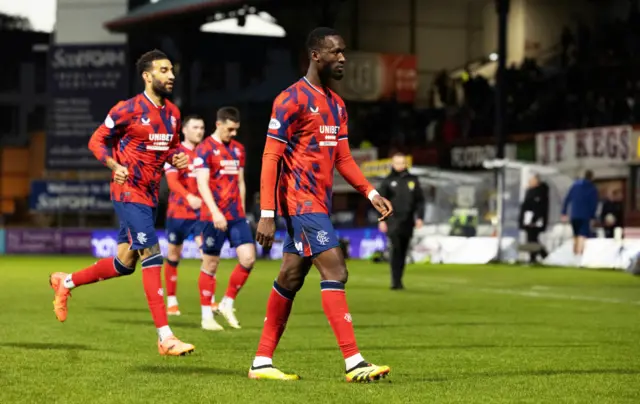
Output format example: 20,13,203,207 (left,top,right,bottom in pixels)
91,228,387,260
5,229,93,255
